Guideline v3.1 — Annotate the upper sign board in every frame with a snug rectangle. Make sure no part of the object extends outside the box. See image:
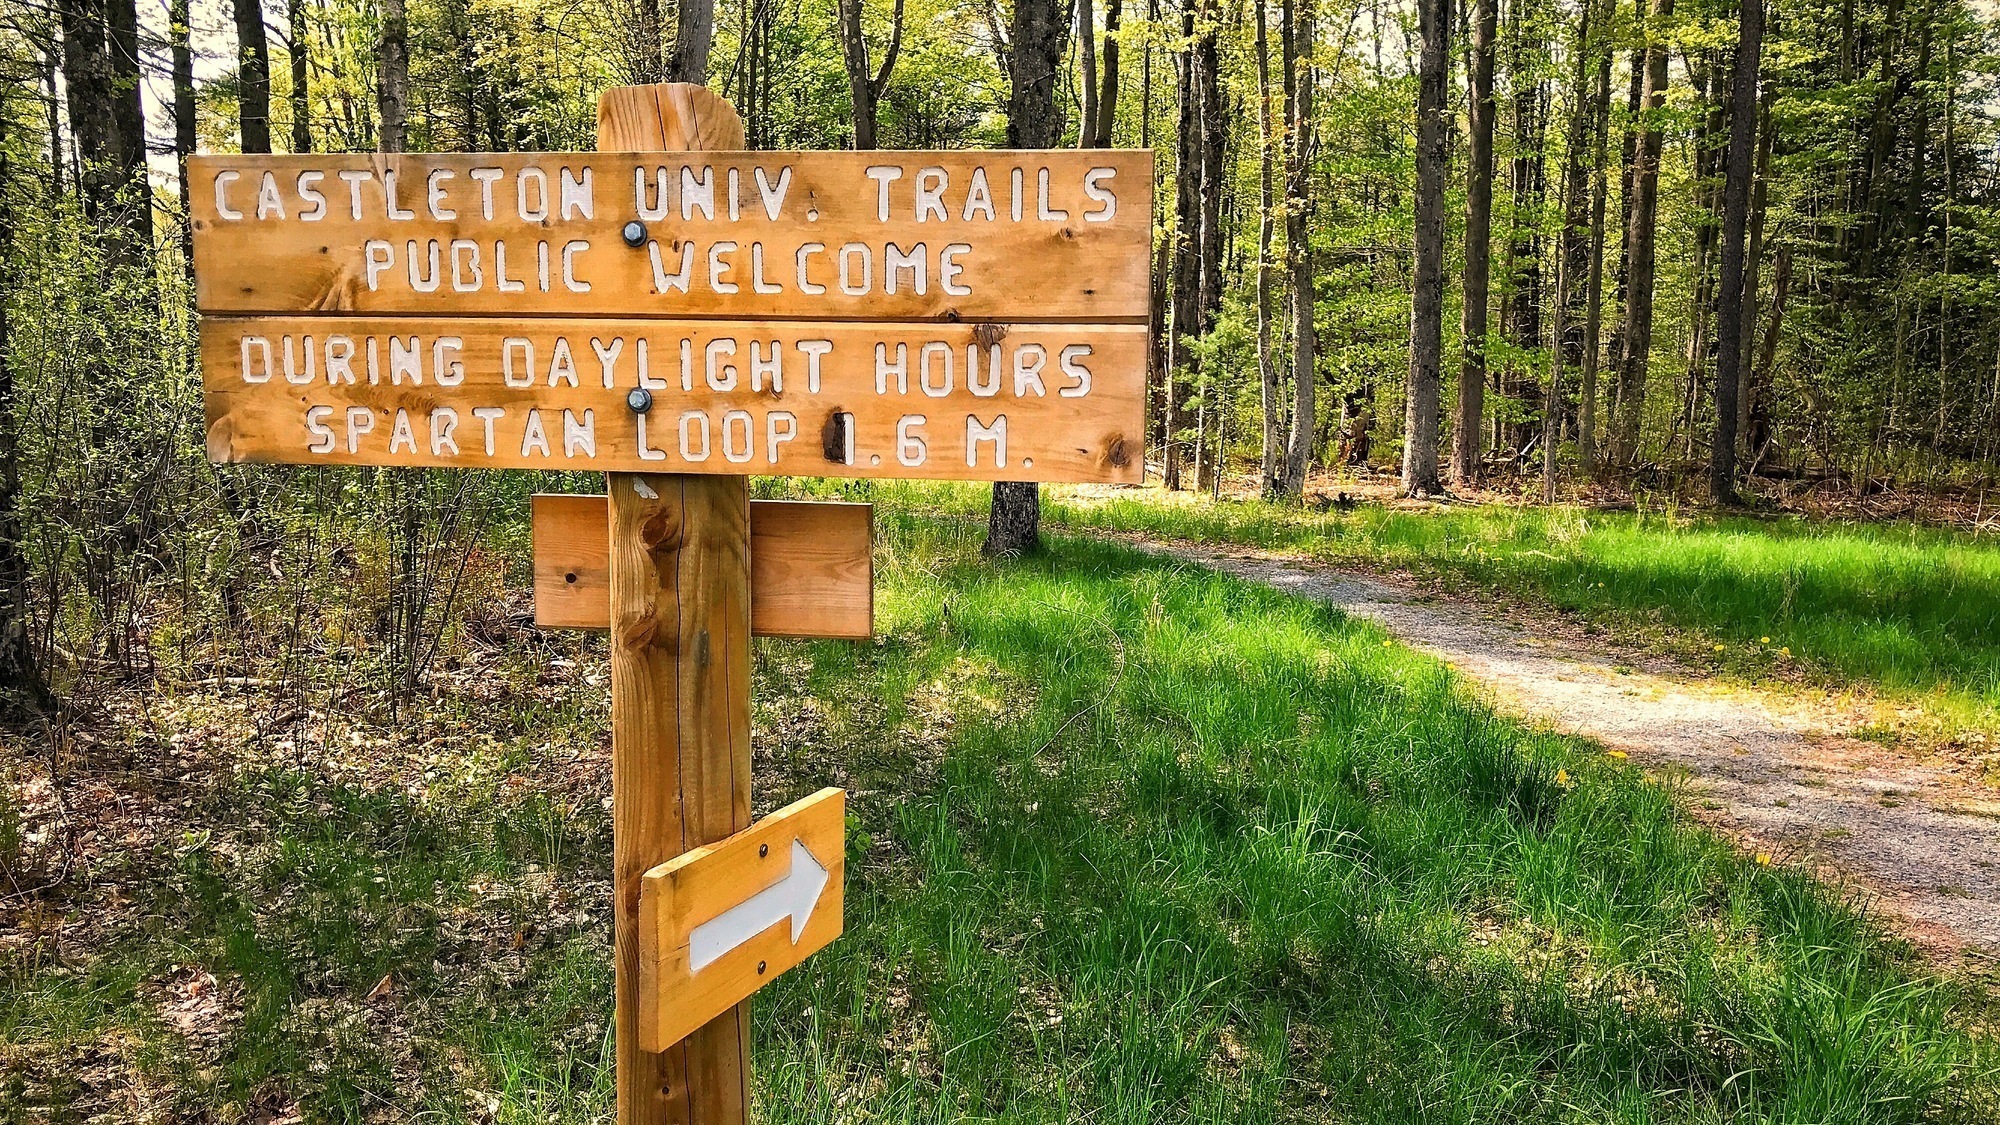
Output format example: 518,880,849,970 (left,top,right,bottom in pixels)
189,152,1150,322
190,151,1152,482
